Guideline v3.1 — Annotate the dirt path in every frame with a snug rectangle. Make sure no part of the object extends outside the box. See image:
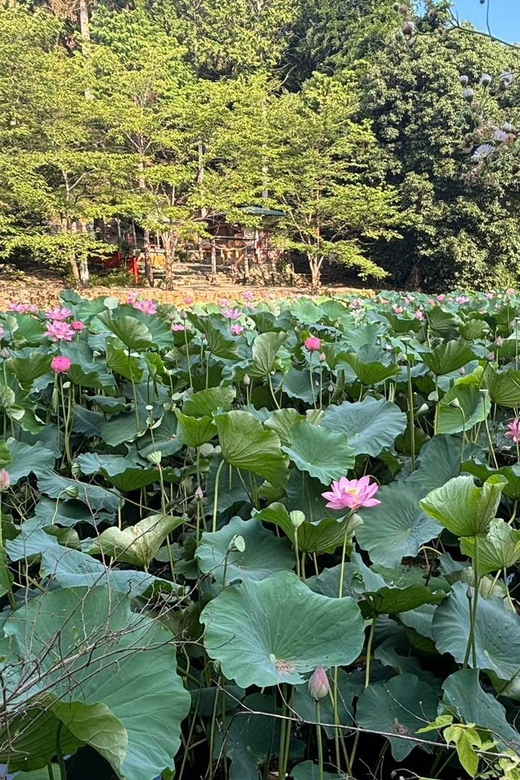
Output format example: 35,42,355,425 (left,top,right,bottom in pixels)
0,270,375,309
